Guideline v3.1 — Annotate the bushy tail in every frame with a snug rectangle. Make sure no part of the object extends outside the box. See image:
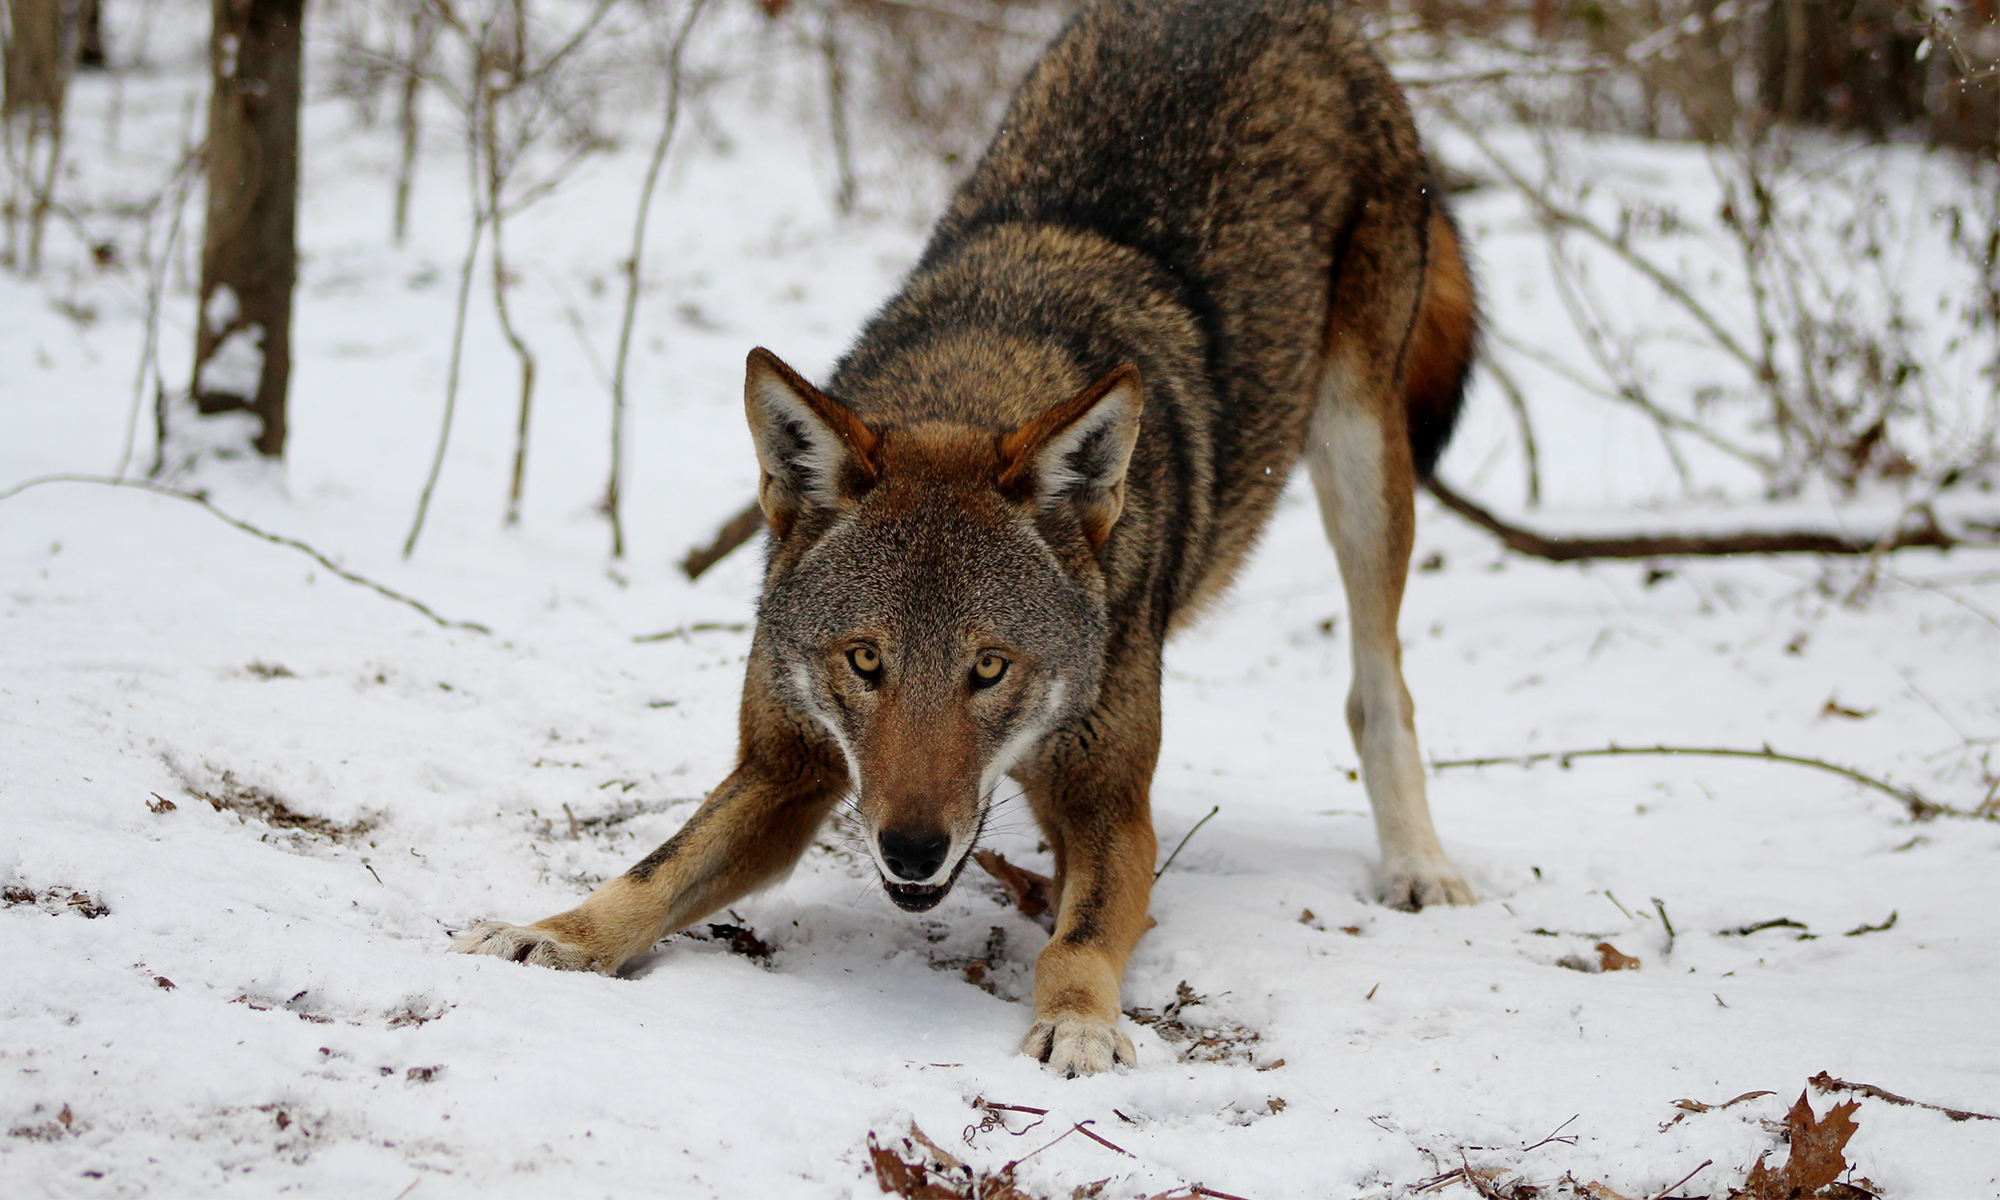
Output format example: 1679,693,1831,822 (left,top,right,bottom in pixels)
1403,191,1479,481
